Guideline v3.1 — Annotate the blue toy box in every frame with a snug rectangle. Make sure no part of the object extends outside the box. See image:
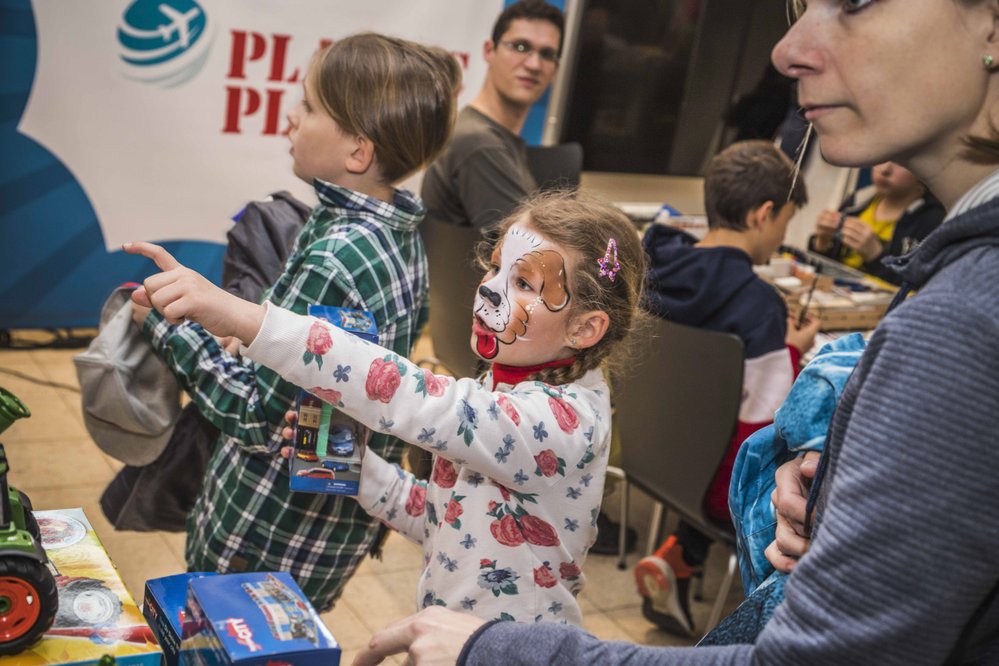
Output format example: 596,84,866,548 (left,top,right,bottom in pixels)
143,573,217,666
289,306,375,496
180,572,339,666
